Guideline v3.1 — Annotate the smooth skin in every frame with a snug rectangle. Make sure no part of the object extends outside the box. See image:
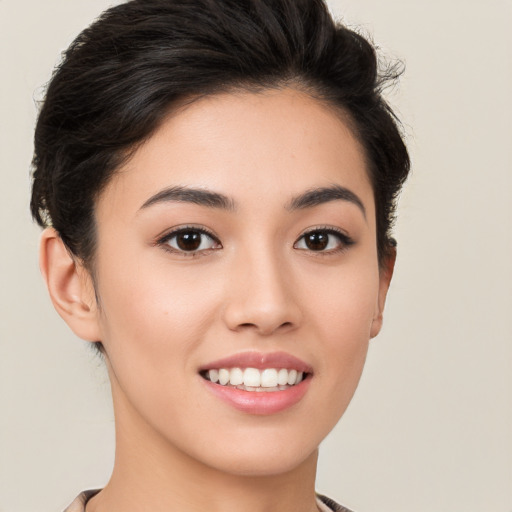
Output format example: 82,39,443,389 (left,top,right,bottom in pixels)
41,88,394,512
